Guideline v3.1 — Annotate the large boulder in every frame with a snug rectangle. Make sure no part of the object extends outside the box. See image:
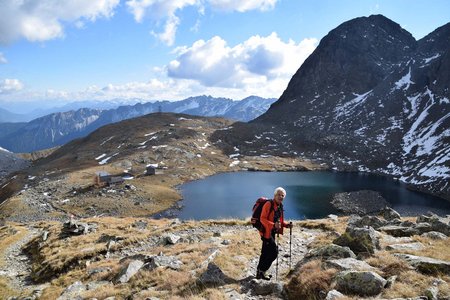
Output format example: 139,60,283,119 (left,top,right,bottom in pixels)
57,281,86,300
378,225,419,237
333,226,379,255
331,190,389,215
394,254,450,275
381,207,401,221
161,233,181,245
429,216,450,236
336,271,386,296
349,215,387,229
145,255,183,271
306,244,356,260
198,263,234,286
421,231,447,240
416,213,450,235
413,223,433,235
62,218,98,236
385,242,425,251
326,258,375,271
